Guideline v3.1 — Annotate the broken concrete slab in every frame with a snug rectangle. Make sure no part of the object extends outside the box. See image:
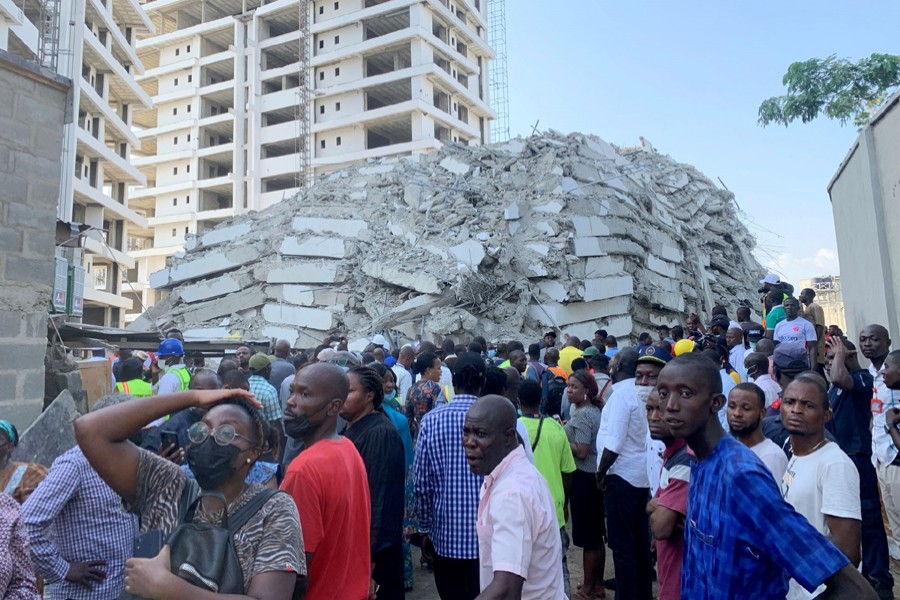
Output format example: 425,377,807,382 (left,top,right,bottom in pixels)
265,262,341,284
362,262,443,295
178,274,246,304
583,275,635,302
292,216,368,238
449,240,486,270
12,390,78,467
261,304,335,330
280,236,346,259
